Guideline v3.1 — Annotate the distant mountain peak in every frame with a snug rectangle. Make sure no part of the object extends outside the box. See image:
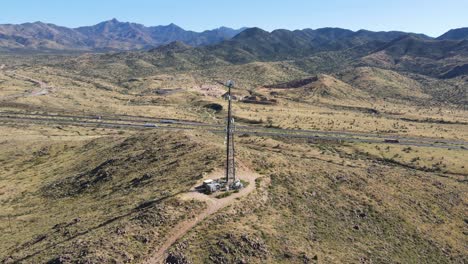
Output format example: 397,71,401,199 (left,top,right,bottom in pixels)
437,27,468,40
106,18,121,24
149,41,192,53
165,23,182,29
233,27,270,39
